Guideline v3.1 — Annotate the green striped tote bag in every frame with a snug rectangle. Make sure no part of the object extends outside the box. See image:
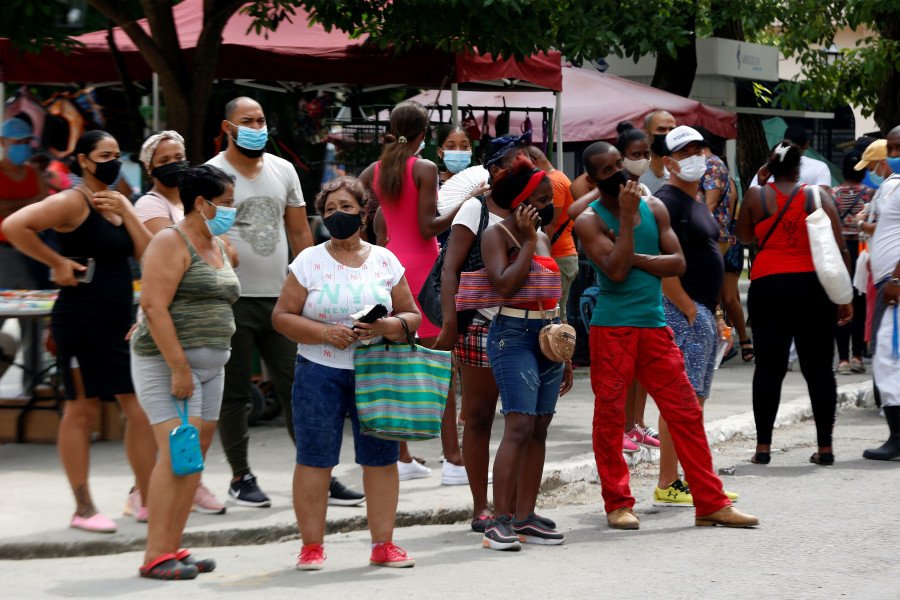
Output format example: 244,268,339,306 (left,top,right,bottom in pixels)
354,319,451,441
